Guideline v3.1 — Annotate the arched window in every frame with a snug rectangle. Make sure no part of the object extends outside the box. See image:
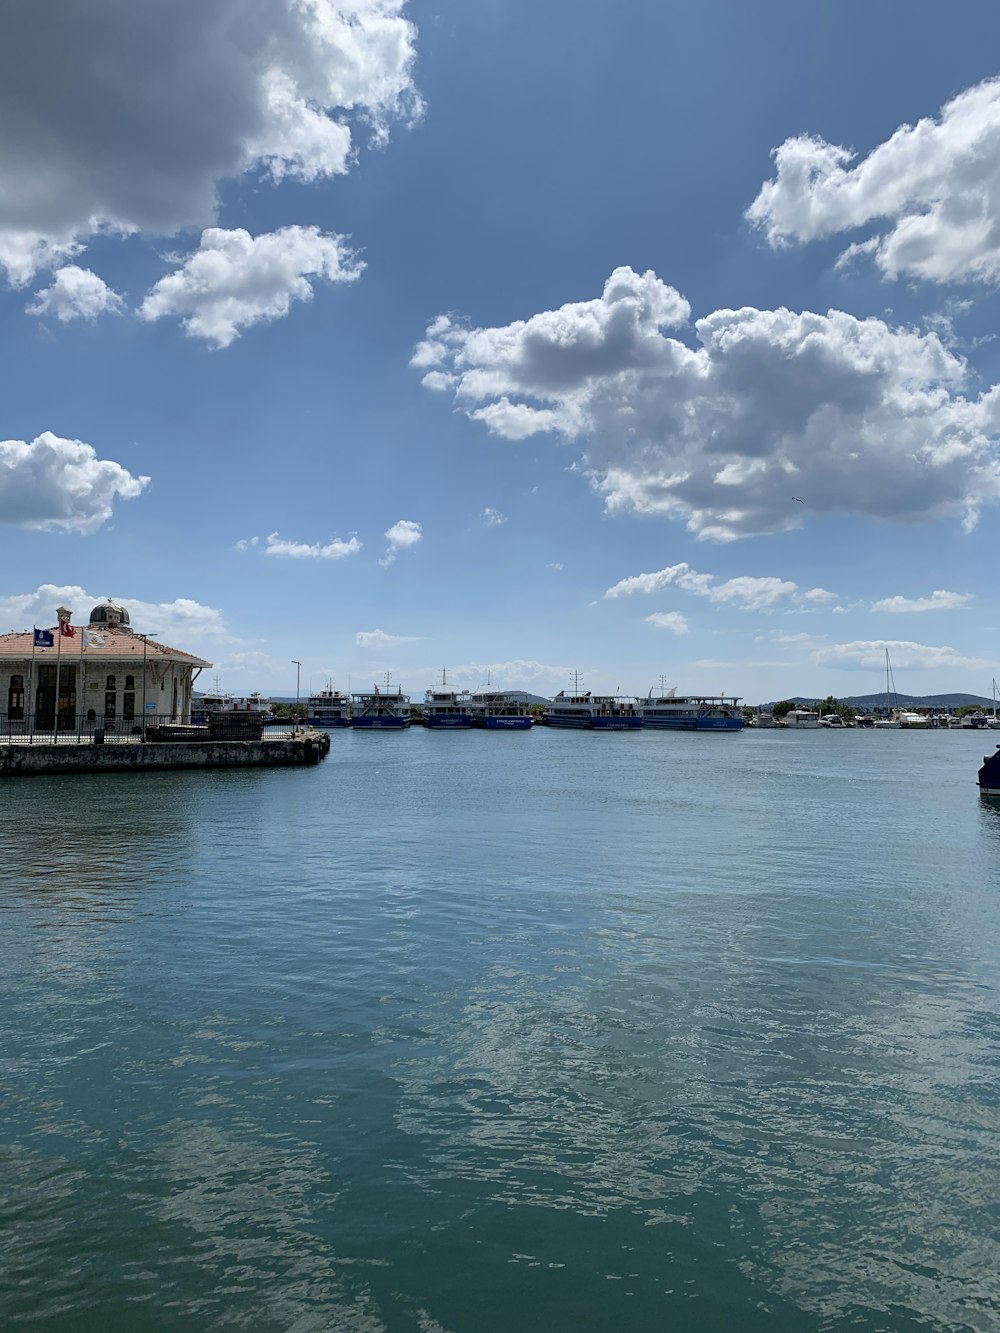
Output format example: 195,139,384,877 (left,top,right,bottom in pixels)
123,674,135,720
7,674,24,720
104,674,117,720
